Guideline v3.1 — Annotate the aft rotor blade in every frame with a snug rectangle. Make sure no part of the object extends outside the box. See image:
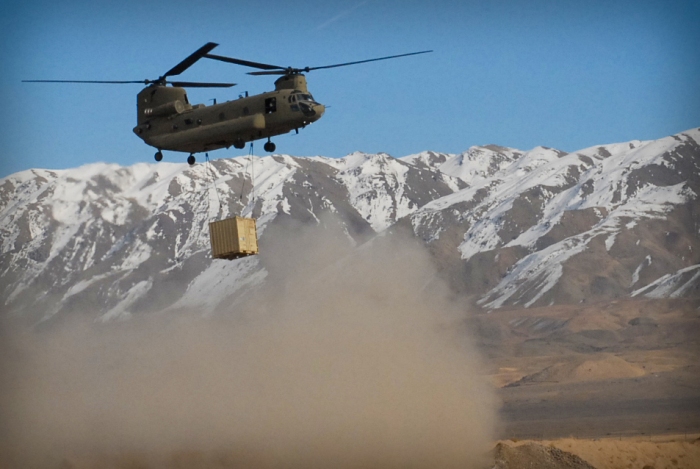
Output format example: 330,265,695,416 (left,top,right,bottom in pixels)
247,70,288,76
169,81,236,88
162,42,219,78
204,53,284,71
305,50,433,72
22,79,147,84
